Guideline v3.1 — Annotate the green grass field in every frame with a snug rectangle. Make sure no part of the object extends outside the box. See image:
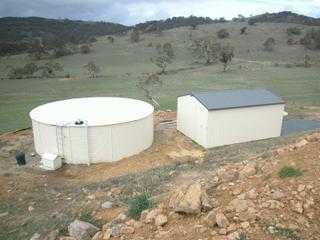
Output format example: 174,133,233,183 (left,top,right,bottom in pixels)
0,22,320,133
